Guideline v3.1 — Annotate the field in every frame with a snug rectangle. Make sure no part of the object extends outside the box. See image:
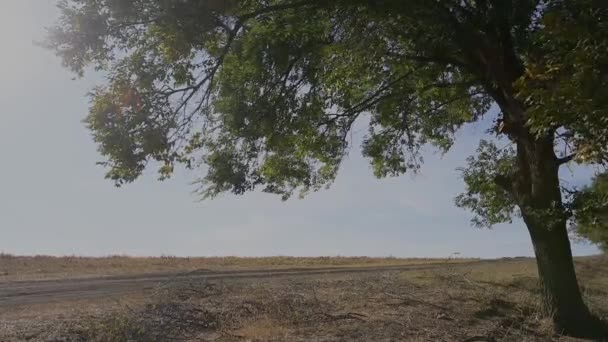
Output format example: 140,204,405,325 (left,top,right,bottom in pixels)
0,254,473,282
1,256,607,341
